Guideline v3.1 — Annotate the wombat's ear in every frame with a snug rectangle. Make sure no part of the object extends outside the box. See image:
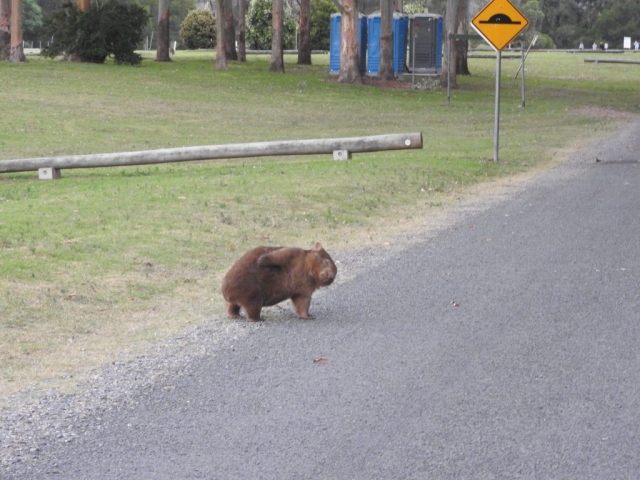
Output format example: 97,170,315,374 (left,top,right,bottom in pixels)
312,242,323,251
